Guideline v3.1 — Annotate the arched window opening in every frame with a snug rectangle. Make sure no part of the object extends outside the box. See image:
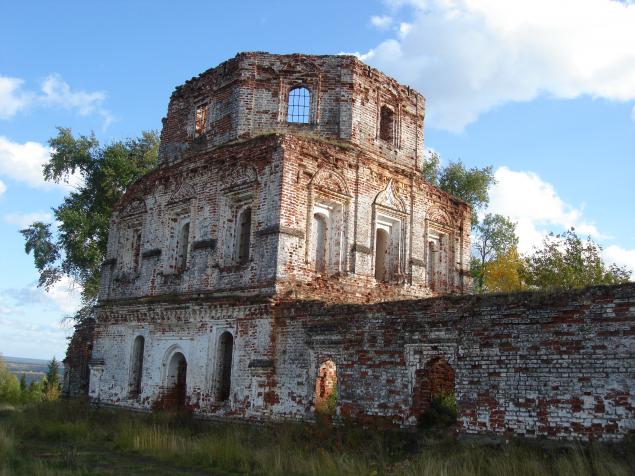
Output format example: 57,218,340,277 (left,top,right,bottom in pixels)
374,228,389,282
287,87,310,124
379,105,395,144
427,239,438,289
236,207,252,265
132,229,142,271
195,103,208,135
313,213,327,273
412,357,456,427
217,332,234,402
176,222,190,272
314,360,337,415
165,352,187,409
129,335,144,398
